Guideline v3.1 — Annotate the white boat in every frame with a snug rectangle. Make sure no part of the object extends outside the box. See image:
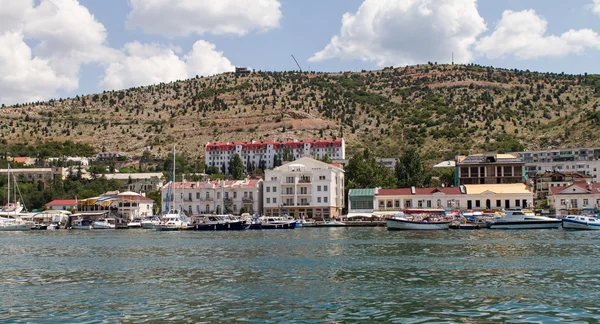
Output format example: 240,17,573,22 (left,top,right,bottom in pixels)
71,219,92,230
0,164,32,231
141,216,161,229
127,218,143,228
562,215,600,230
155,209,189,231
487,209,561,229
92,218,116,229
386,216,450,230
319,219,346,227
